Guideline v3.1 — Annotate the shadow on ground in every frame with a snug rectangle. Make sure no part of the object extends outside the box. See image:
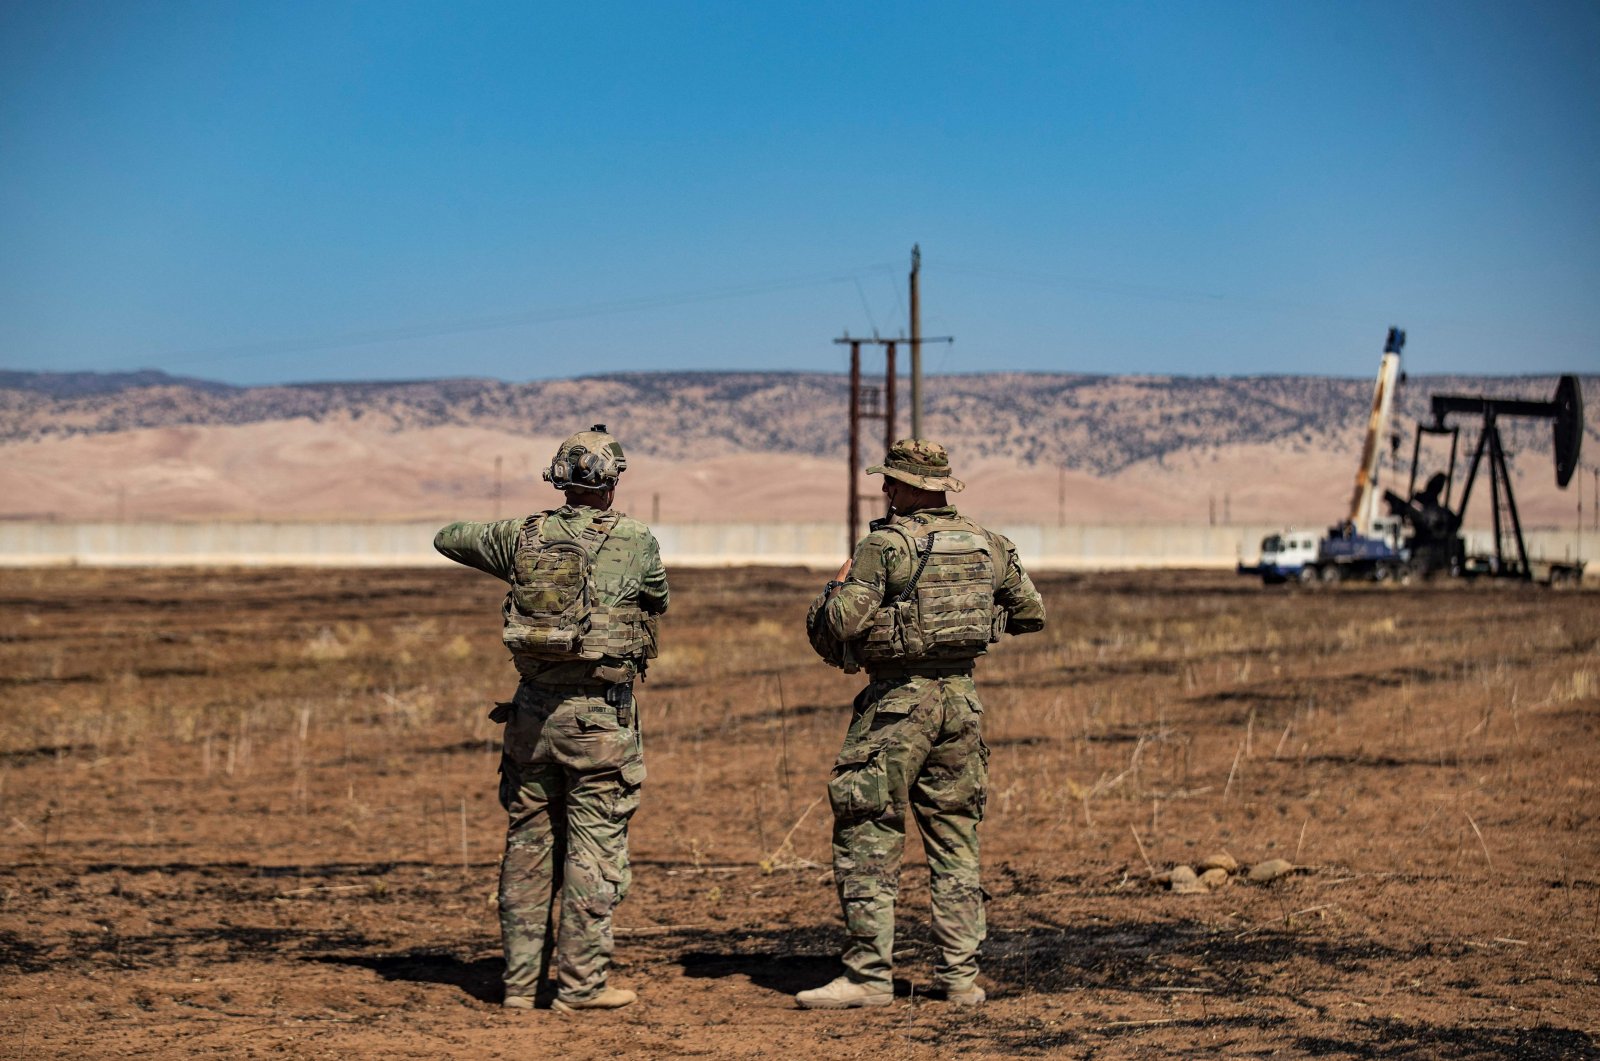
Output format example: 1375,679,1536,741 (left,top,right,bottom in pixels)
313,950,503,1004
675,924,861,998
